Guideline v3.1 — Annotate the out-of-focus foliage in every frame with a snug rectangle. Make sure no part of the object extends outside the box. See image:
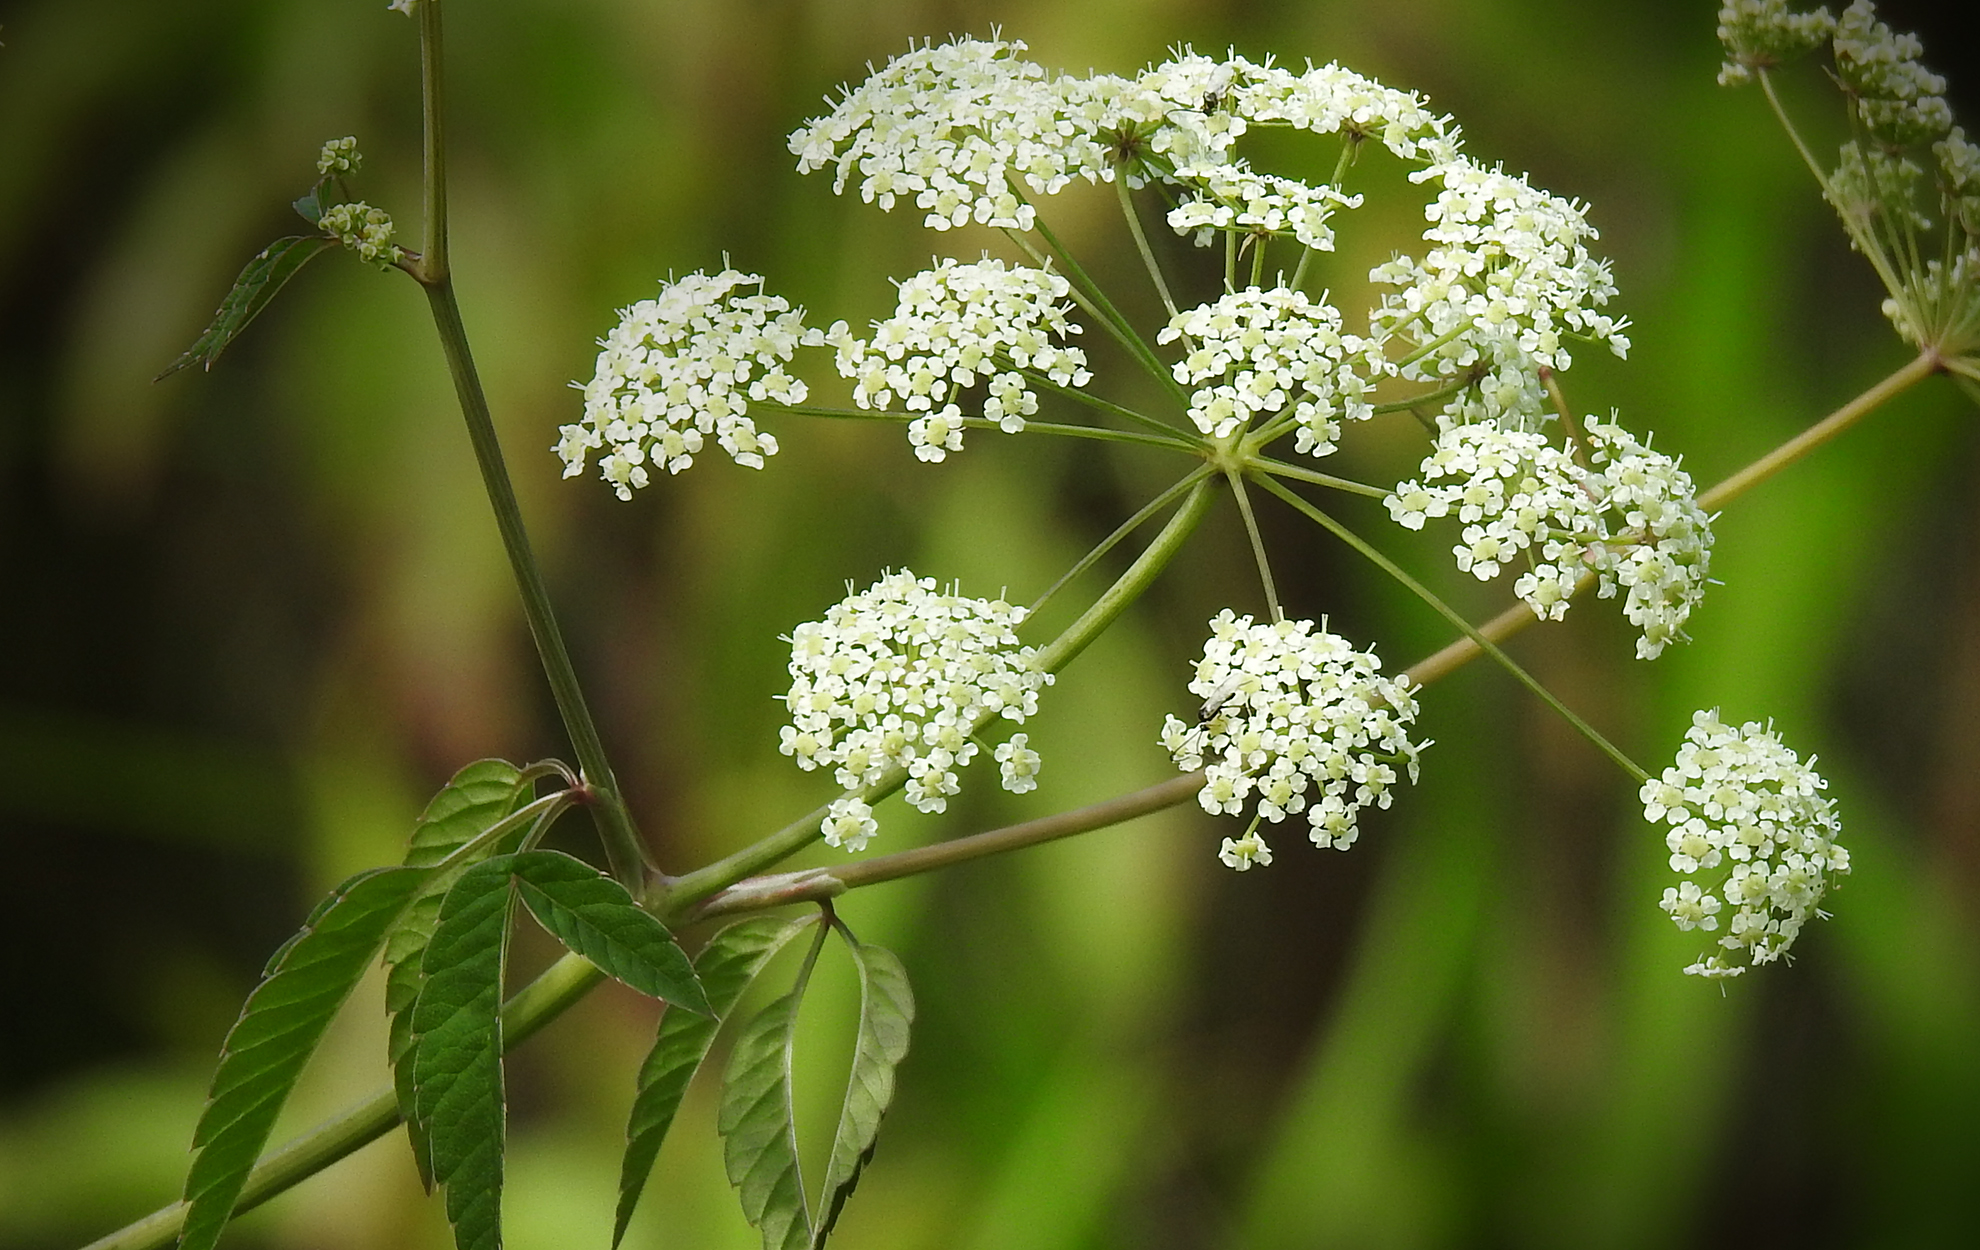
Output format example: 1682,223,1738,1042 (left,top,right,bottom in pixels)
2,2,1977,1248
